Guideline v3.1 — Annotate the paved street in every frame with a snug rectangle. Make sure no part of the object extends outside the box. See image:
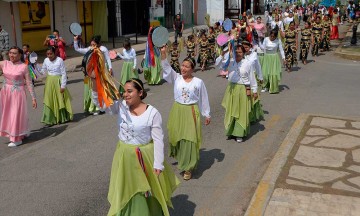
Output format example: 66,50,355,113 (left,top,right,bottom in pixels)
1,25,359,216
